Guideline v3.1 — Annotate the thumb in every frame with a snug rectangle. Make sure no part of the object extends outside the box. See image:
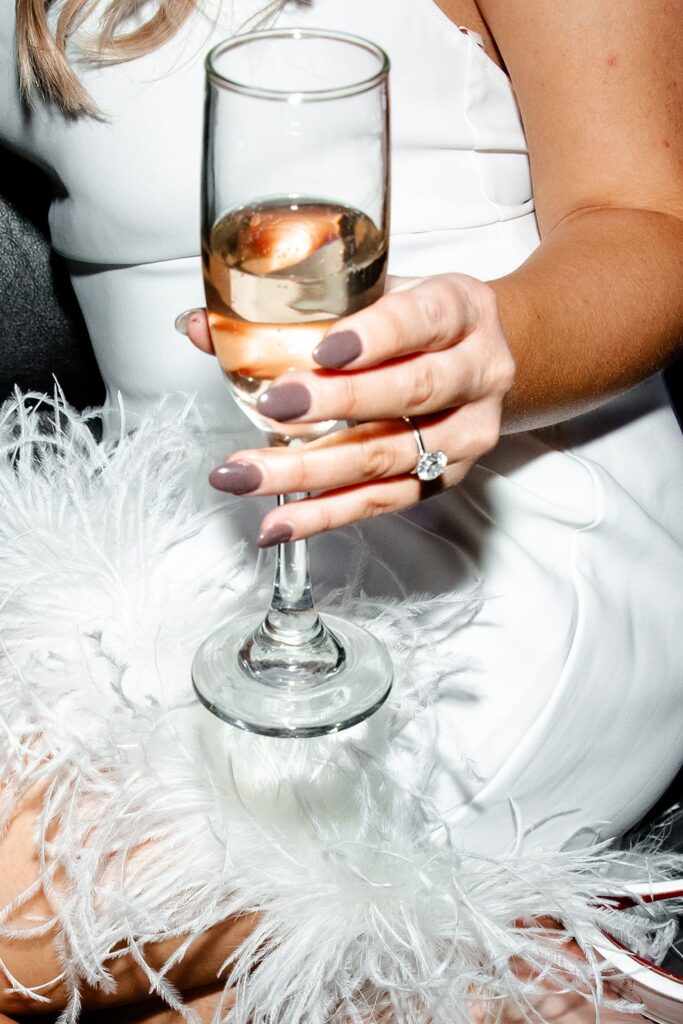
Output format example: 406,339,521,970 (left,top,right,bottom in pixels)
175,308,214,355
